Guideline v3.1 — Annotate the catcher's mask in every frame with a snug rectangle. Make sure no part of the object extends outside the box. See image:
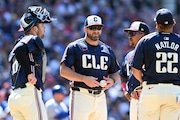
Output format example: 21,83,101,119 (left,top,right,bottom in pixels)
19,6,56,32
